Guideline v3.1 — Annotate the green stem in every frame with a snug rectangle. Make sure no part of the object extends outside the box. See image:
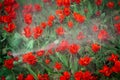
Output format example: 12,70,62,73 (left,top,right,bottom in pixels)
26,64,38,80
11,70,16,80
